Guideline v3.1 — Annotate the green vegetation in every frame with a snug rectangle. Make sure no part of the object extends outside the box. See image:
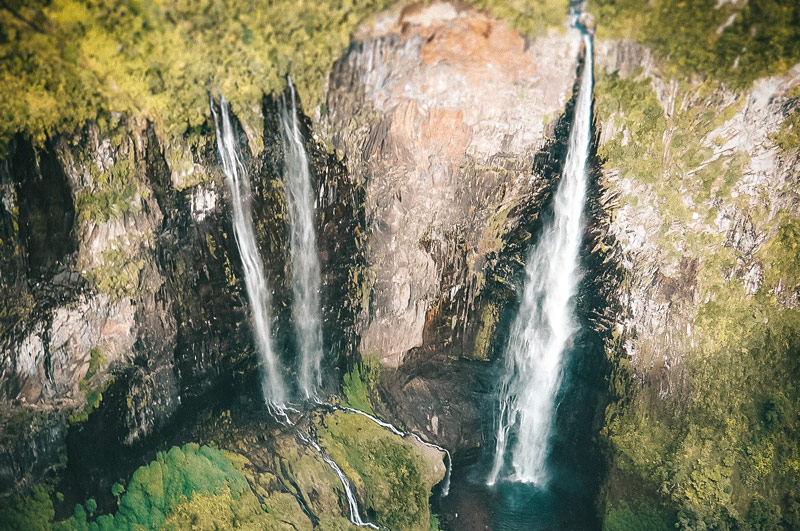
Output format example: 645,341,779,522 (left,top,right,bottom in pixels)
0,485,56,531
0,0,570,158
773,87,800,155
468,0,568,37
75,159,141,225
0,443,282,530
603,501,670,531
68,348,112,425
594,69,746,259
596,59,800,531
82,239,146,300
317,411,443,531
590,0,800,88
341,357,382,414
